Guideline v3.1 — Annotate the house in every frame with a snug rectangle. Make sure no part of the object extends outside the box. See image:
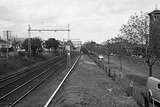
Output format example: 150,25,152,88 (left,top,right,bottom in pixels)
0,39,11,48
